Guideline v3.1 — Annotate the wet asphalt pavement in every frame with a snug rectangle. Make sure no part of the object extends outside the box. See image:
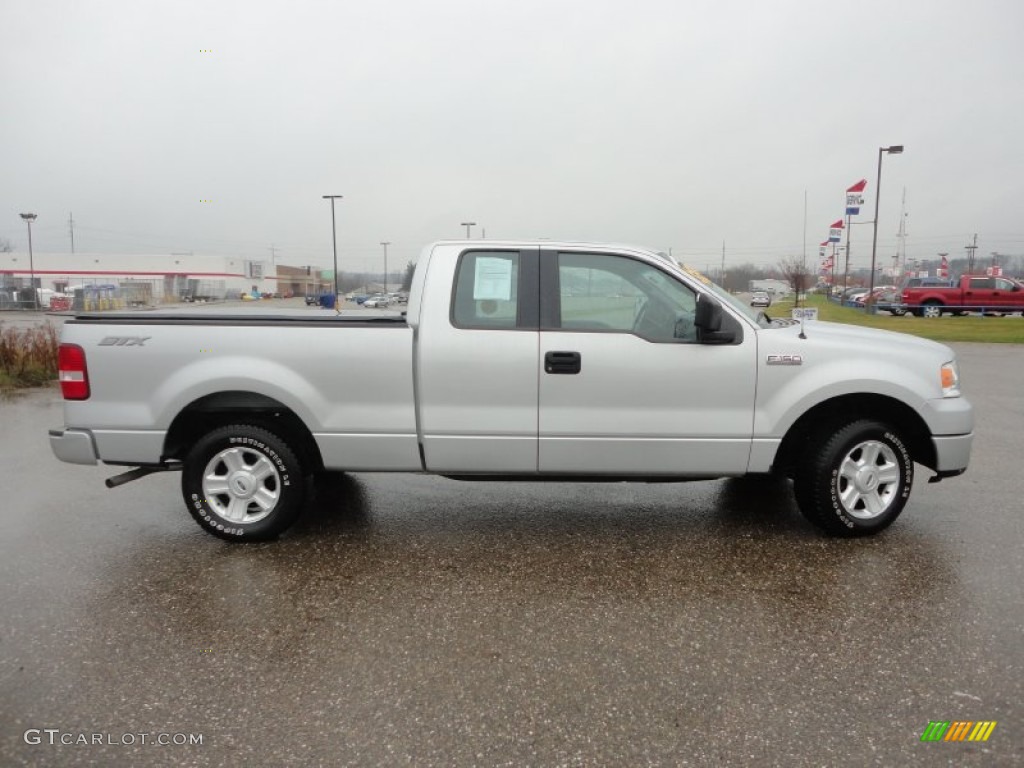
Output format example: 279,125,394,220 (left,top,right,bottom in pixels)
1,343,1021,766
